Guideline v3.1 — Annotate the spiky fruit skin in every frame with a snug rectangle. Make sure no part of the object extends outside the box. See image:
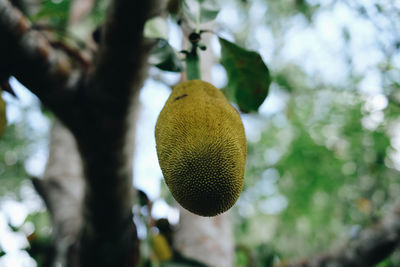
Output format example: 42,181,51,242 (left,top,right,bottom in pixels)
155,80,246,216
